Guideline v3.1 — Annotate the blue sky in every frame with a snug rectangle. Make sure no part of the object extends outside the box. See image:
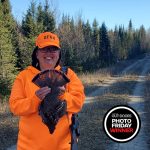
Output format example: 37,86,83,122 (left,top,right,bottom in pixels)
10,0,150,30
